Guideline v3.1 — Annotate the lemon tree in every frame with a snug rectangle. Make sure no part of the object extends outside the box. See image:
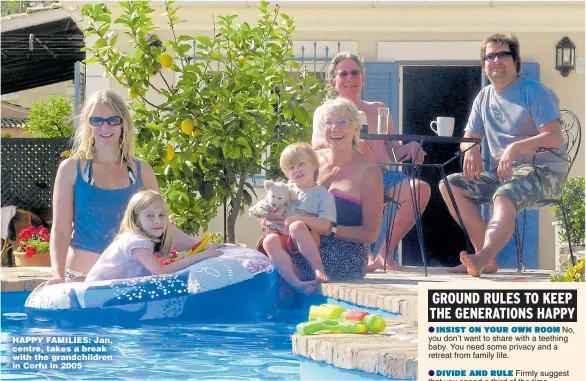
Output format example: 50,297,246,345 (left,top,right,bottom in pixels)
81,1,327,241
